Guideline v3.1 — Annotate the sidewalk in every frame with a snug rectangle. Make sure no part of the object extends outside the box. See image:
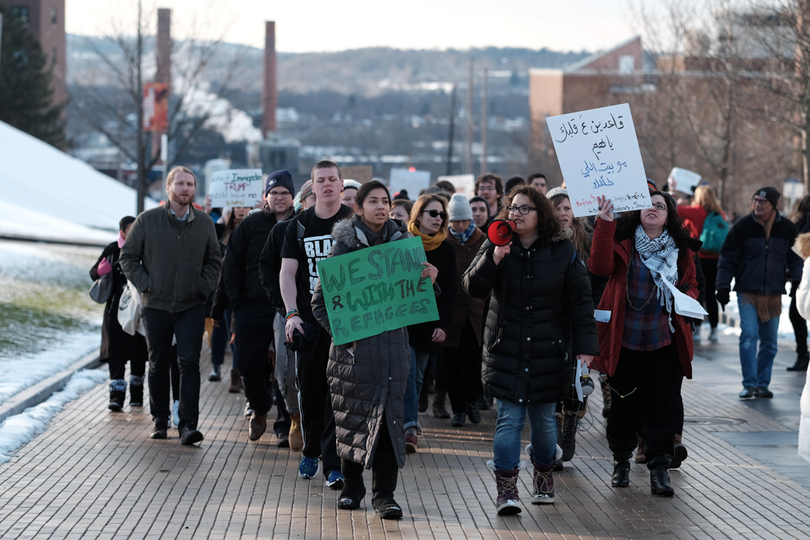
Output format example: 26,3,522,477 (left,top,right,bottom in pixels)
1,331,810,539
